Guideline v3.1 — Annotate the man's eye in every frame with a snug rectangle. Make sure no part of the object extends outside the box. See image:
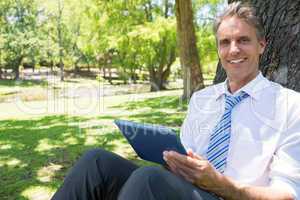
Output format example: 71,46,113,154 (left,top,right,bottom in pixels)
220,40,230,46
240,38,250,43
